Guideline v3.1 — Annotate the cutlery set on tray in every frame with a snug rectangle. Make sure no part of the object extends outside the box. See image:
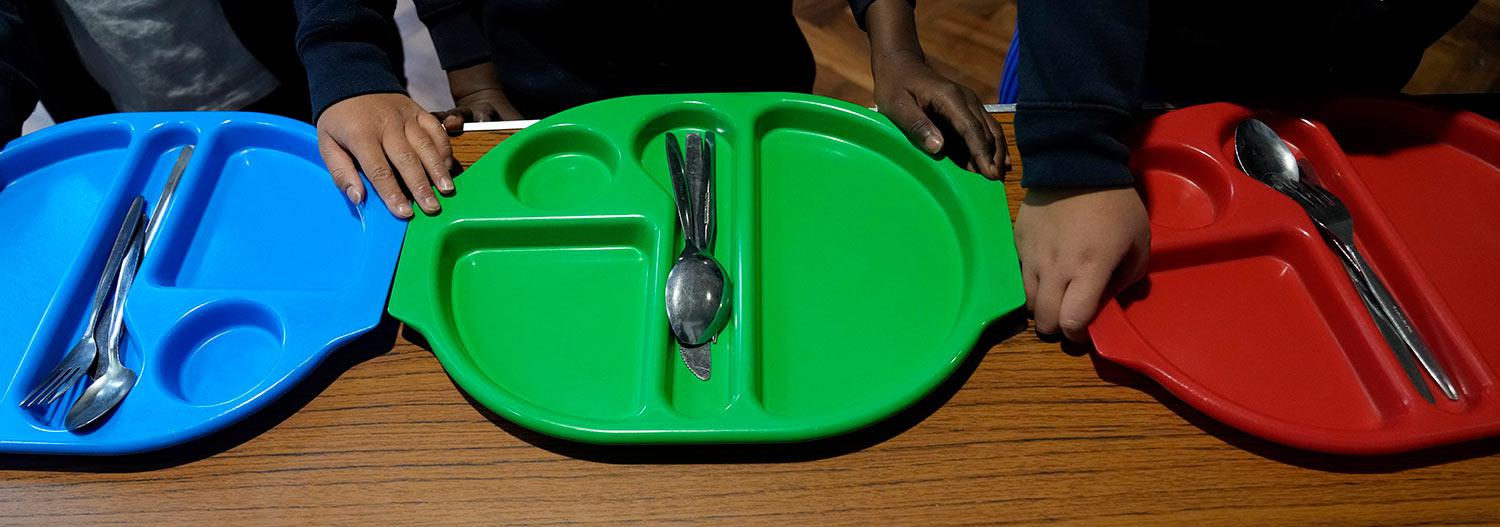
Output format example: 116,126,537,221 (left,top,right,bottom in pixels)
1234,120,1458,403
663,132,731,381
18,146,195,428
